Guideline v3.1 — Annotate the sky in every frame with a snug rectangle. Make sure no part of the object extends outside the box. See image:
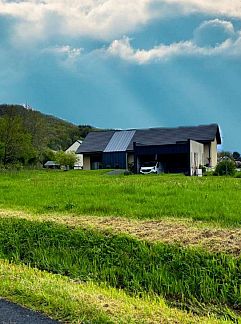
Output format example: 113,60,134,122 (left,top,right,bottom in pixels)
0,0,241,152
